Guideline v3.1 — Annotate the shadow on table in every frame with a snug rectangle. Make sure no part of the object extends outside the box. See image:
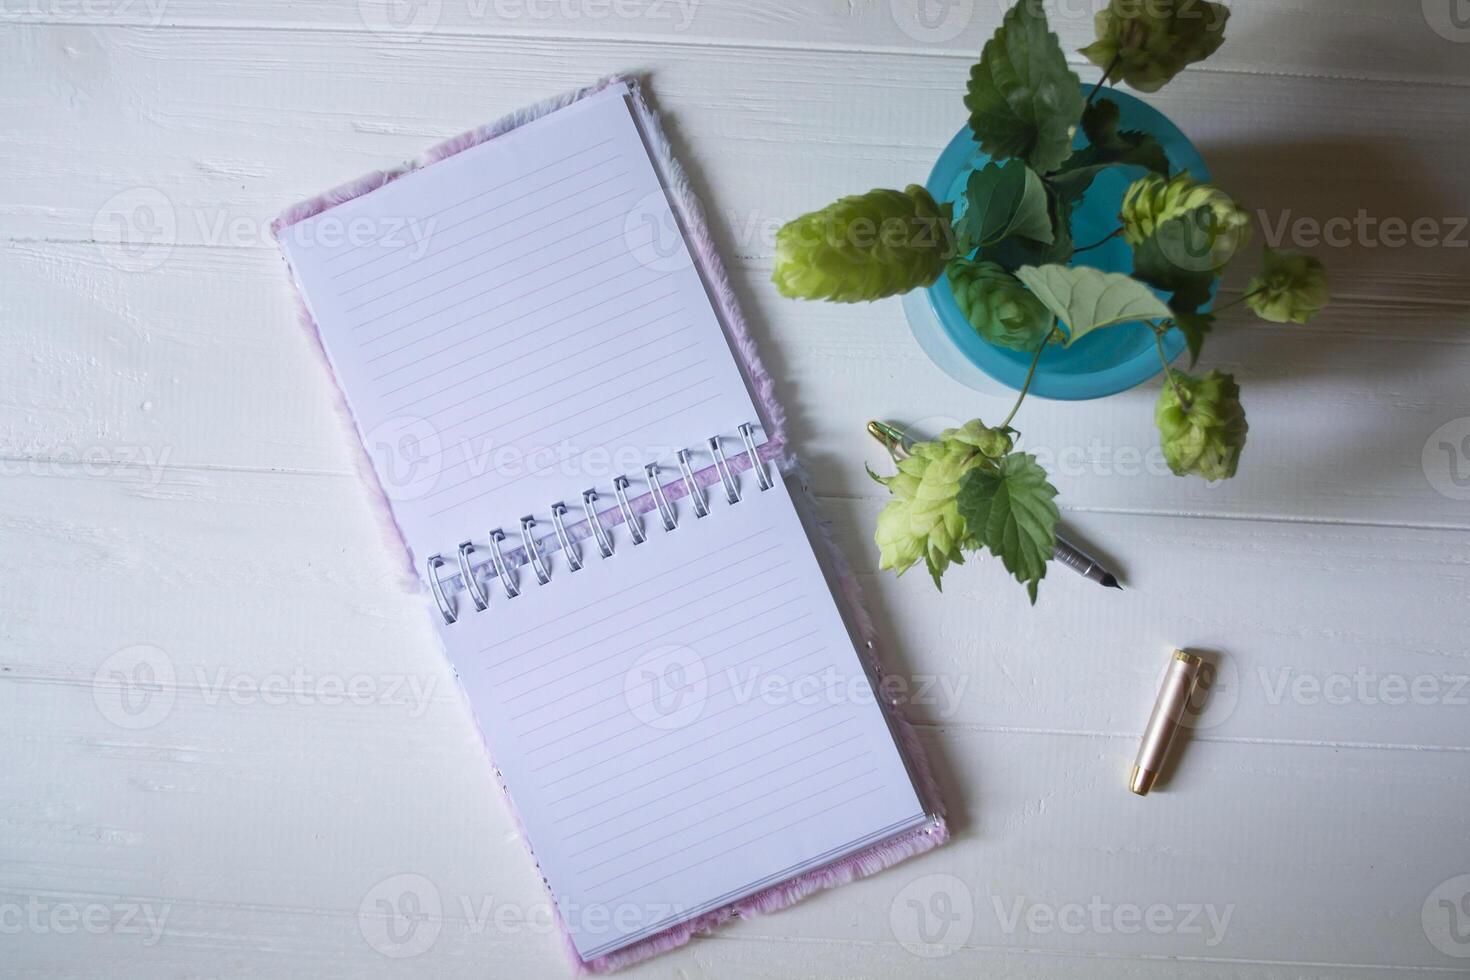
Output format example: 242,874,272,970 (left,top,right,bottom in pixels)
1202,136,1470,304
1186,135,1470,502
